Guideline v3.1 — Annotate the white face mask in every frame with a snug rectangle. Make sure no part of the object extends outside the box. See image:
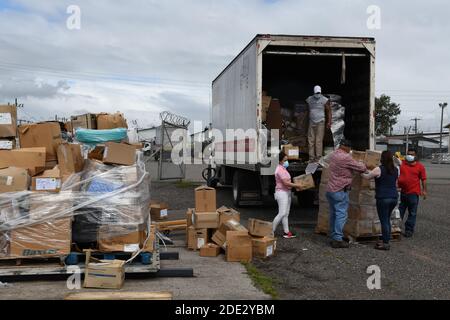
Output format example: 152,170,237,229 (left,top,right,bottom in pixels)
406,155,416,163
